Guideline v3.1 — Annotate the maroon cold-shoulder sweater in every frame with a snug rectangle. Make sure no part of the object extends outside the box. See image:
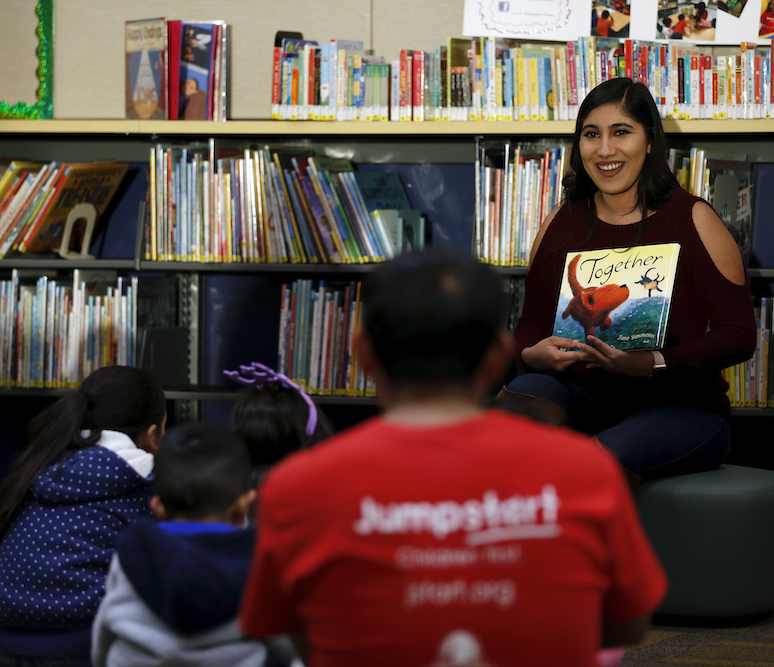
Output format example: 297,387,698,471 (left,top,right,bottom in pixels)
515,187,757,420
